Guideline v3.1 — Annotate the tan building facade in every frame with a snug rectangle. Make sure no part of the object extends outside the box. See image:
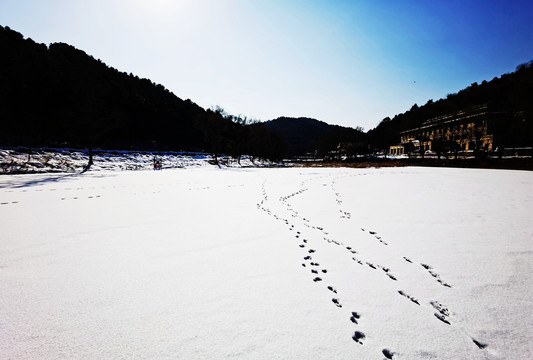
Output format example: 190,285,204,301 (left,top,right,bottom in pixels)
390,105,495,155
